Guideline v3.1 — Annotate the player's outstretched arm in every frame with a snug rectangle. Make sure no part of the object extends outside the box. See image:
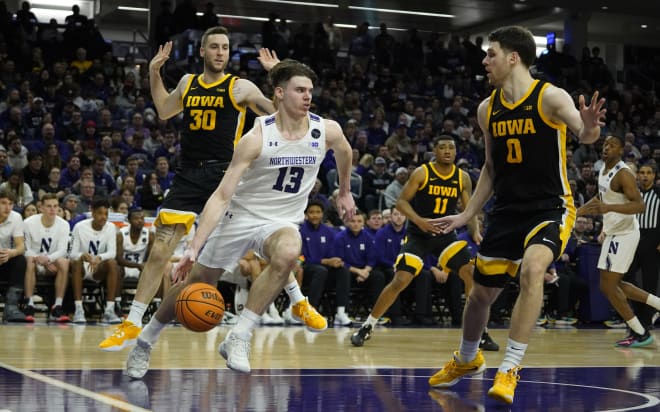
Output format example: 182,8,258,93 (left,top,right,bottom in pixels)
149,41,186,120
